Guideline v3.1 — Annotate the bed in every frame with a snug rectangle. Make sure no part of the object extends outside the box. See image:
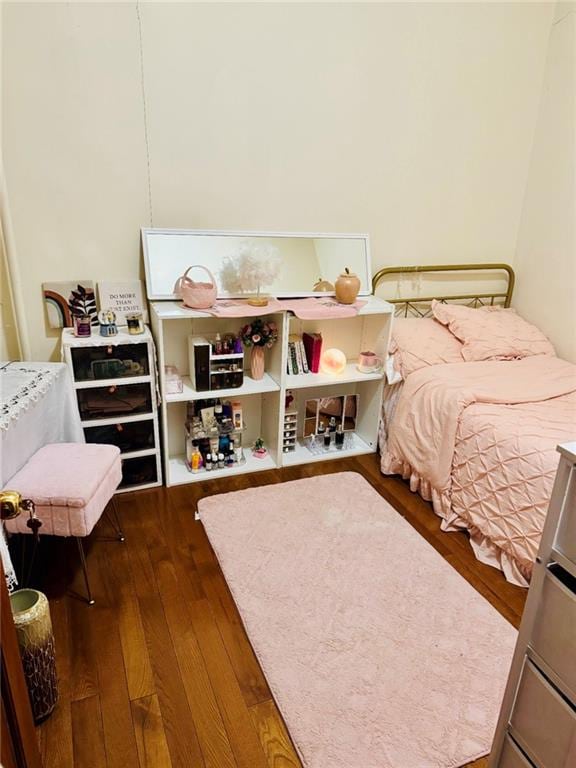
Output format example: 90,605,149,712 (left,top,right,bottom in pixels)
373,264,576,586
